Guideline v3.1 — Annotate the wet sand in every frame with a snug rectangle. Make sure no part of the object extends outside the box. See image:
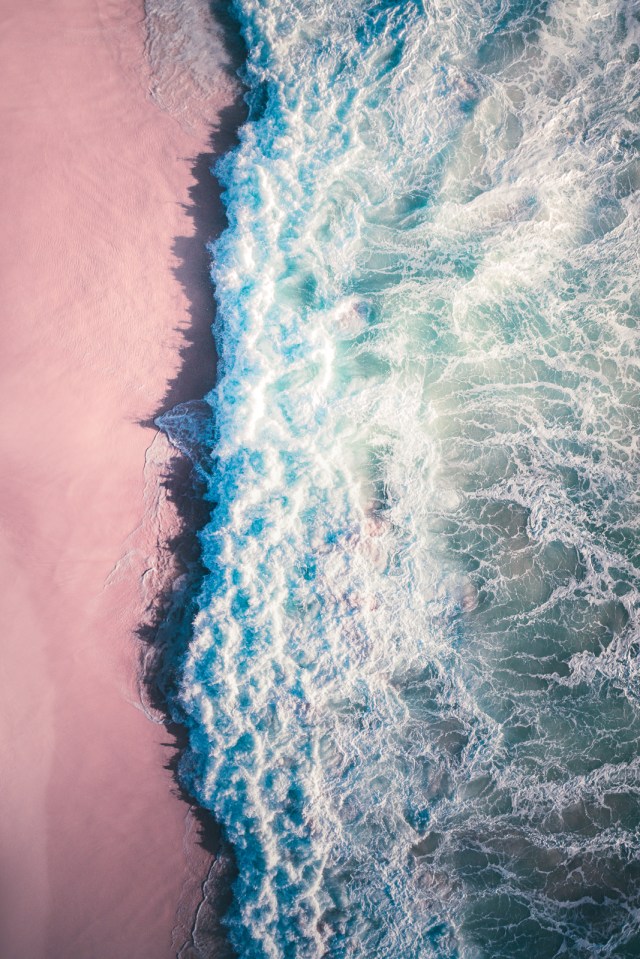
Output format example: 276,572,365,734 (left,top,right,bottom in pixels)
0,0,241,956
